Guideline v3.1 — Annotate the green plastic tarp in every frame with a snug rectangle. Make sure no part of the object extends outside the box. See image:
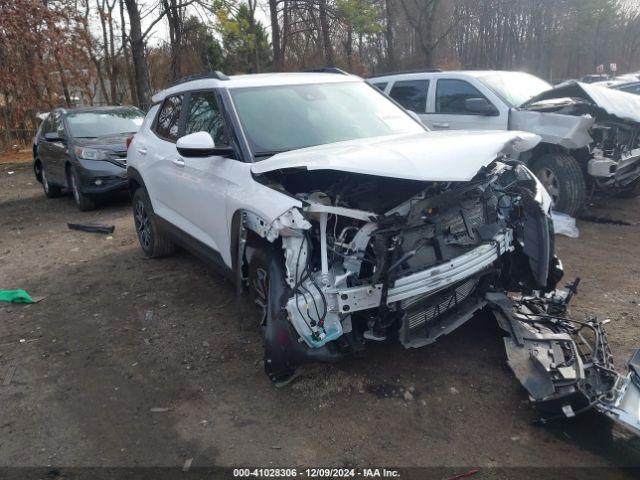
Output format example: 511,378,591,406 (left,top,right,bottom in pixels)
0,289,35,304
